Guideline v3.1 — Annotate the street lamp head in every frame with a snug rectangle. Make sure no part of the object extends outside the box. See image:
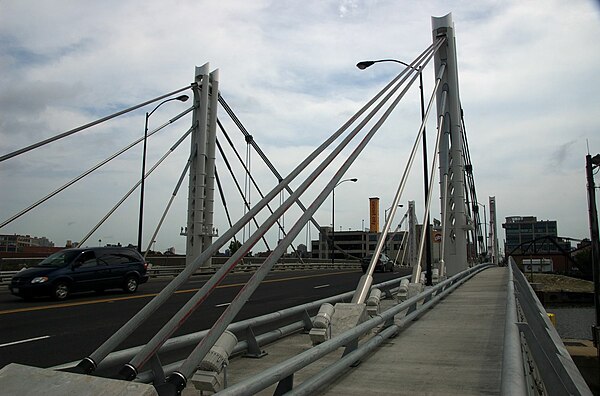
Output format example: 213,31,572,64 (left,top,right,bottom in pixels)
356,61,375,70
175,95,189,102
350,178,358,182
